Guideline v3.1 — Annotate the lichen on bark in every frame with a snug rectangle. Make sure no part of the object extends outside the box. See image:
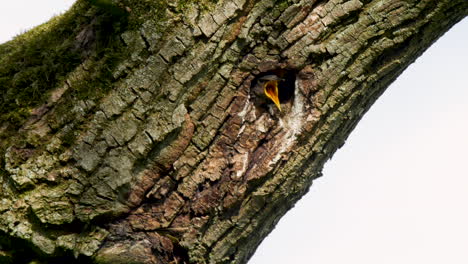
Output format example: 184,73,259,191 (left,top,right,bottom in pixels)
0,0,466,263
